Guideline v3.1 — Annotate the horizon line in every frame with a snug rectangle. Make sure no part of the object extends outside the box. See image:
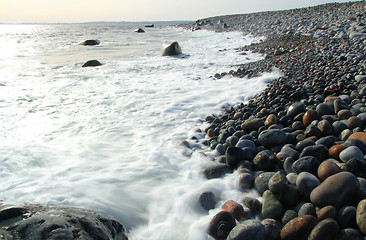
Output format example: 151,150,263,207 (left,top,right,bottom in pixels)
0,20,193,25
